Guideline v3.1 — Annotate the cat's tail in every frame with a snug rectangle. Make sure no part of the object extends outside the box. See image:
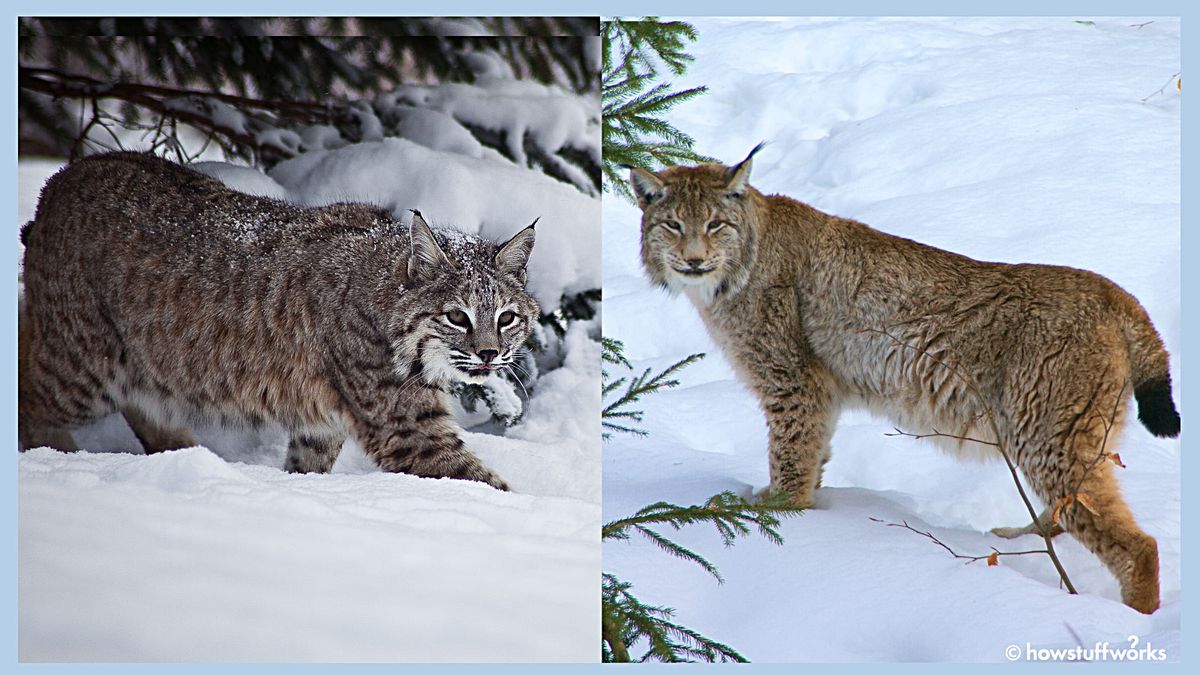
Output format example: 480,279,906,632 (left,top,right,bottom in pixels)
1116,291,1180,438
1135,376,1181,438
